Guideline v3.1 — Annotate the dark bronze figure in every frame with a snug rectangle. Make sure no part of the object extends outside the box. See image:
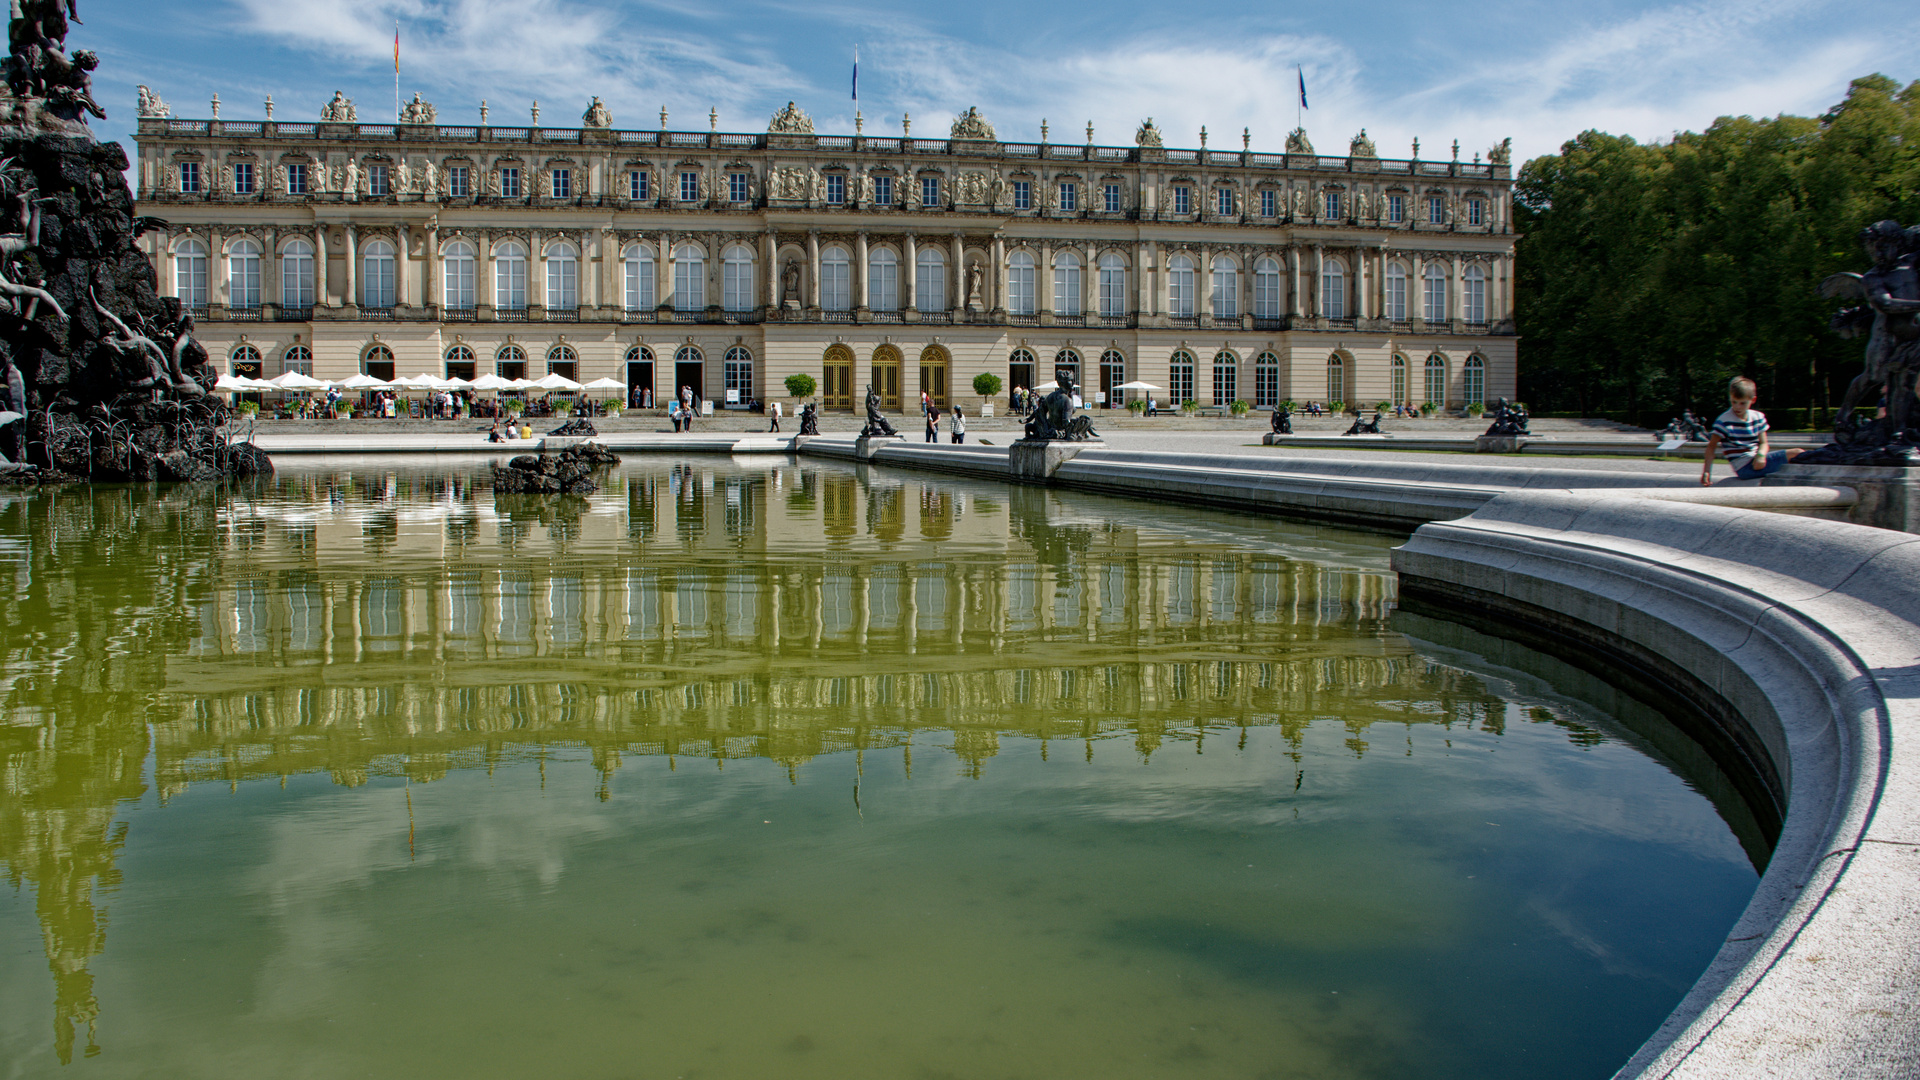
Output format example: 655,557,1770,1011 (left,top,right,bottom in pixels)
859,384,898,438
1482,397,1530,437
1020,376,1099,441
1342,411,1383,436
1800,219,1920,465
798,401,818,436
1269,405,1292,435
